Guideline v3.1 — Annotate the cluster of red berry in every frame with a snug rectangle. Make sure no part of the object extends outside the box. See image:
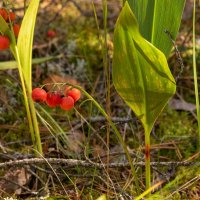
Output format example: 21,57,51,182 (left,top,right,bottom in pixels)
32,86,81,111
0,8,20,50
